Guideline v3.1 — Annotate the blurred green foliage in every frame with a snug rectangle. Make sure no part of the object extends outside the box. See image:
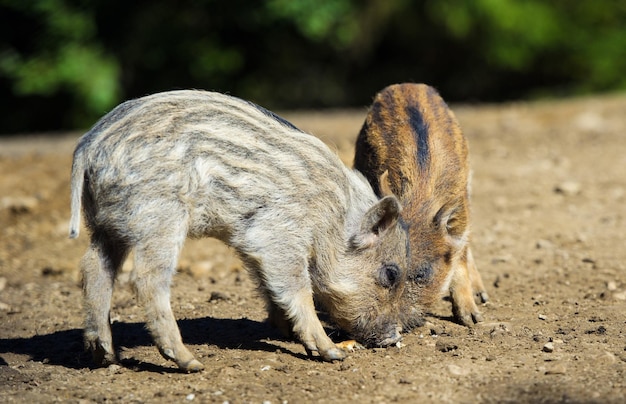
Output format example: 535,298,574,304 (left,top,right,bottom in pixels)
0,0,120,129
1,0,625,133
266,0,358,46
